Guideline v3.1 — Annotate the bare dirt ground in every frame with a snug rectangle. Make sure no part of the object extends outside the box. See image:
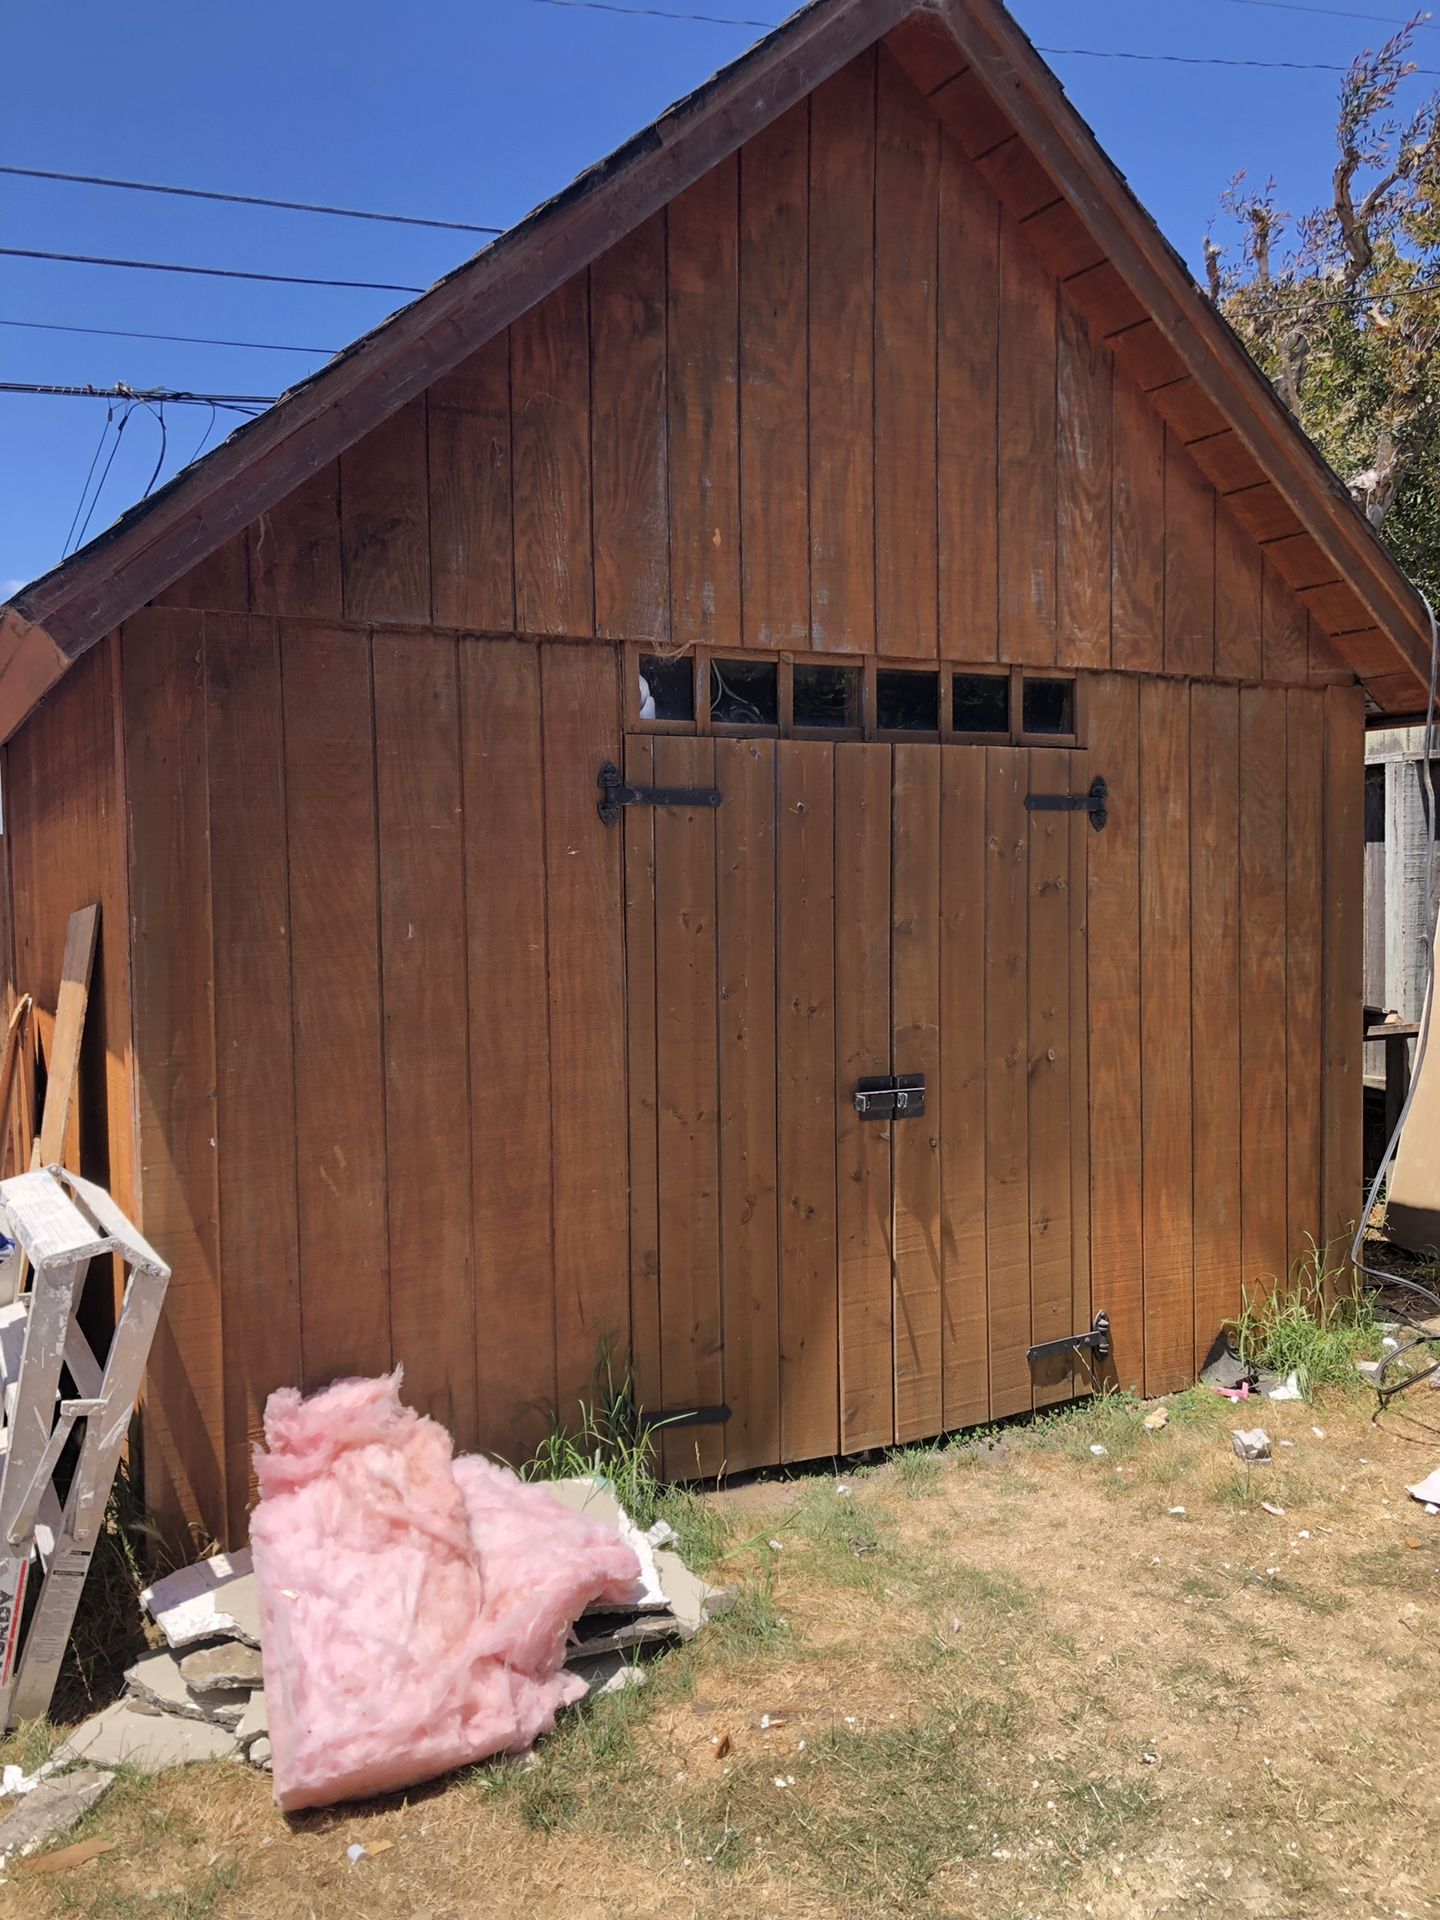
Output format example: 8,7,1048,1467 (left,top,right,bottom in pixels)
5,1381,1440,1920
